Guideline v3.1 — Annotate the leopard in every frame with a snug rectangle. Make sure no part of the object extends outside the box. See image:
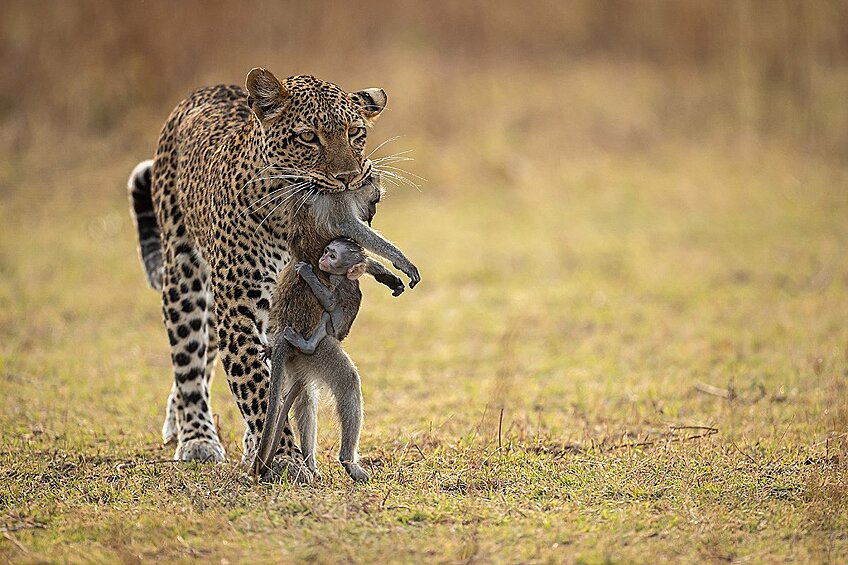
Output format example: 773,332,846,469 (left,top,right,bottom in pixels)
126,68,418,481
